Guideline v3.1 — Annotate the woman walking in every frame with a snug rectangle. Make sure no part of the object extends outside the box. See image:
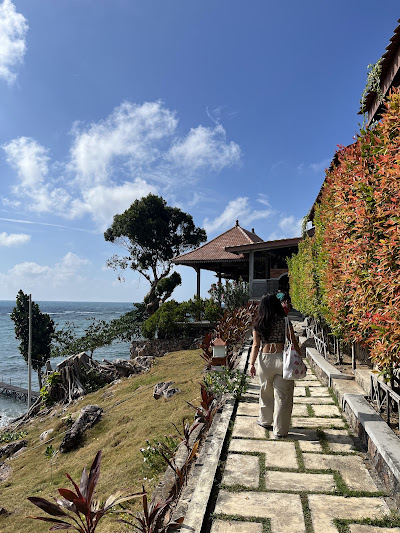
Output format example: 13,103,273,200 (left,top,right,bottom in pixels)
249,293,302,438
